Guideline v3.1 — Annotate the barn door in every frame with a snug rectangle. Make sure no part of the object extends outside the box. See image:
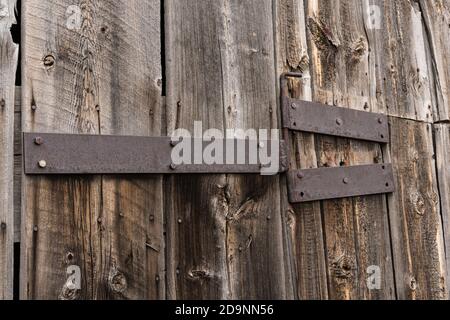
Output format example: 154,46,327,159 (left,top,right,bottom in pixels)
13,0,450,301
